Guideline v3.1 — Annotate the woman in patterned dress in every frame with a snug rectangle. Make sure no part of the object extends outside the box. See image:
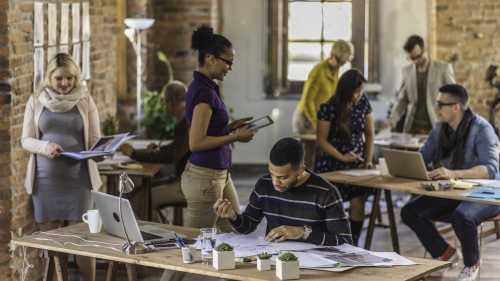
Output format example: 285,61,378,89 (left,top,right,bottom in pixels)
315,69,375,245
